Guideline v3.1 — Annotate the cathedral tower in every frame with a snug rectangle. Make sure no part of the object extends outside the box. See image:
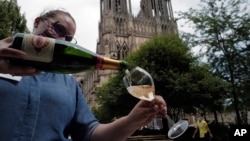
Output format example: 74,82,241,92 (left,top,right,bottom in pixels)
97,0,177,60
74,0,177,107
